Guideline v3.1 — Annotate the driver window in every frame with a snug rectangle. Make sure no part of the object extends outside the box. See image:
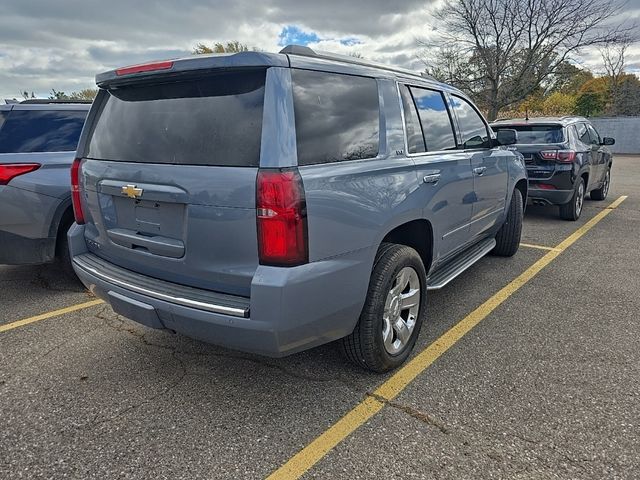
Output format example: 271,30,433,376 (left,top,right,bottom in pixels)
450,95,490,149
586,124,601,145
576,123,591,145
